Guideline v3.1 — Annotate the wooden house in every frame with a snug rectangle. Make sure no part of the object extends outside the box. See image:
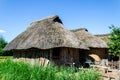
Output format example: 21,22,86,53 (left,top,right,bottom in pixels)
72,28,108,65
4,15,88,66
